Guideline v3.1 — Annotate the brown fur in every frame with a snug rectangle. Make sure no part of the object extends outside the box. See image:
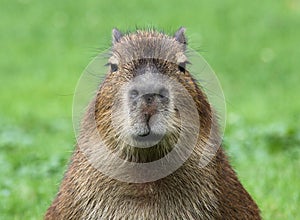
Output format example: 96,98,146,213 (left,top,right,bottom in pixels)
45,28,260,219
